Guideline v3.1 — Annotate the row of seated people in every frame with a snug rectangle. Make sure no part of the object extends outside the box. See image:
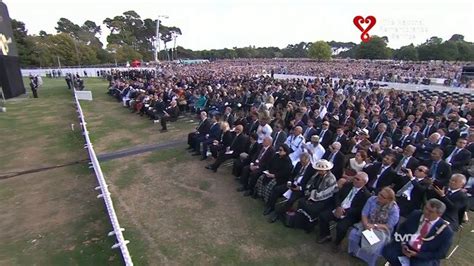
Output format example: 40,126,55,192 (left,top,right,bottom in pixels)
186,111,472,265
